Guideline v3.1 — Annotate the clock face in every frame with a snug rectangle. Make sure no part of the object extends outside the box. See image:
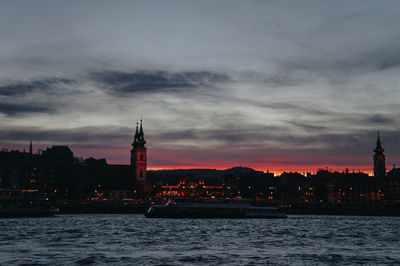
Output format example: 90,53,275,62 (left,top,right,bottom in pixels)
377,154,384,160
